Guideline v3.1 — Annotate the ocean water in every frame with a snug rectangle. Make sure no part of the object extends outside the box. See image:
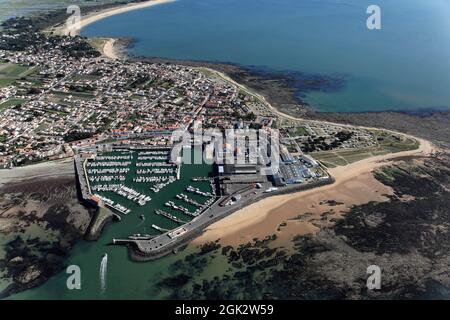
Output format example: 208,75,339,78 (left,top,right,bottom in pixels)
81,0,450,112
